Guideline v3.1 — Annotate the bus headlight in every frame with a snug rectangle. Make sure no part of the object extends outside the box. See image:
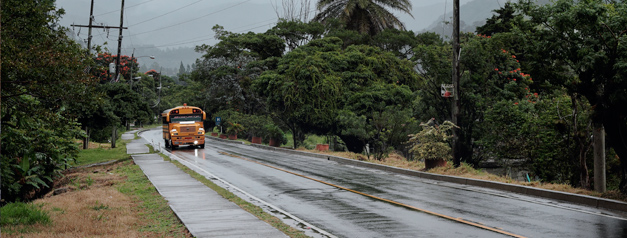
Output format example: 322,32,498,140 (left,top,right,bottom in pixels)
194,141,198,145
